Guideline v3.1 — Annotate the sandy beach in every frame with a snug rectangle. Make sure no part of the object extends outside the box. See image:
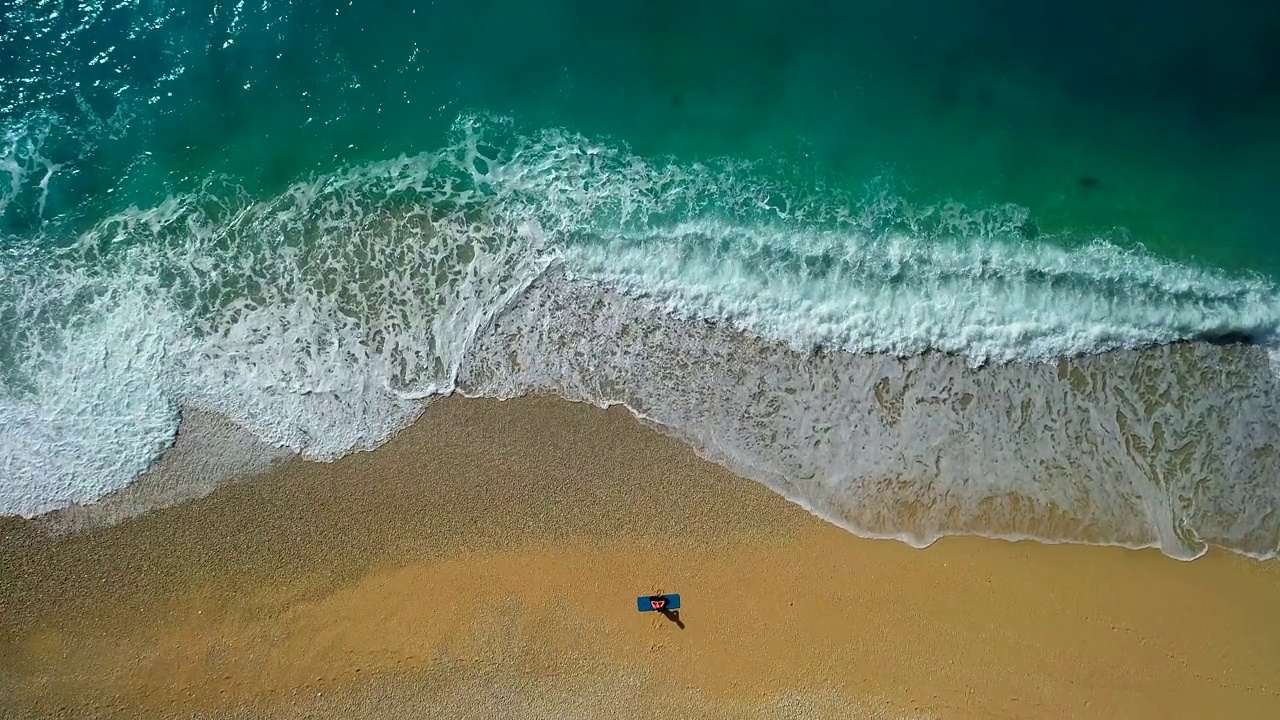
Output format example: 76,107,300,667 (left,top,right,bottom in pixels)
3,395,1279,719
